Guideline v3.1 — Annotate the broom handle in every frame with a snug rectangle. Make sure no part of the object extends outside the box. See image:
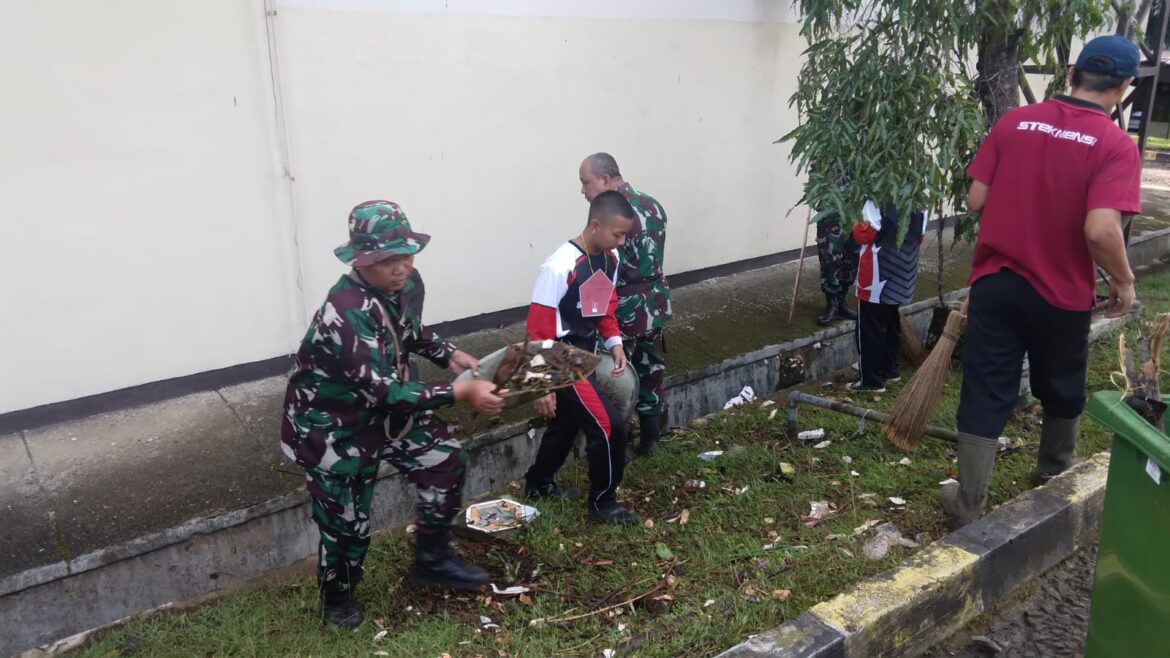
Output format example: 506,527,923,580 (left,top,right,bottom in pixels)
786,391,959,443
788,207,814,324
